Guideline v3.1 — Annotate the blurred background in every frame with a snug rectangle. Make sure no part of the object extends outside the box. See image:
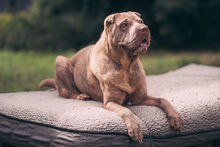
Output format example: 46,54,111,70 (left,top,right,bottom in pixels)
0,0,220,92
